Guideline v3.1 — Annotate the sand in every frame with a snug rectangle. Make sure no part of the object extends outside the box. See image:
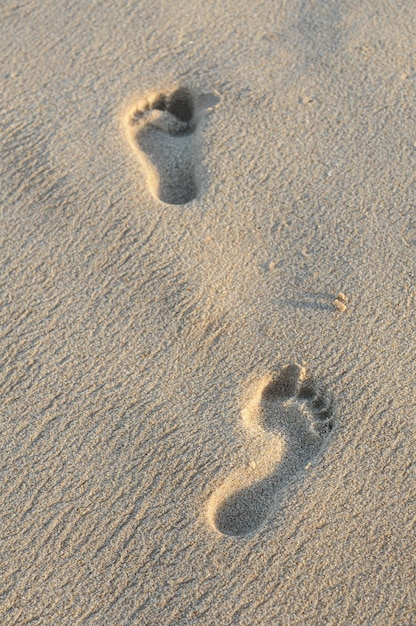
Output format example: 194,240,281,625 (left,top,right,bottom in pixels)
1,0,415,624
